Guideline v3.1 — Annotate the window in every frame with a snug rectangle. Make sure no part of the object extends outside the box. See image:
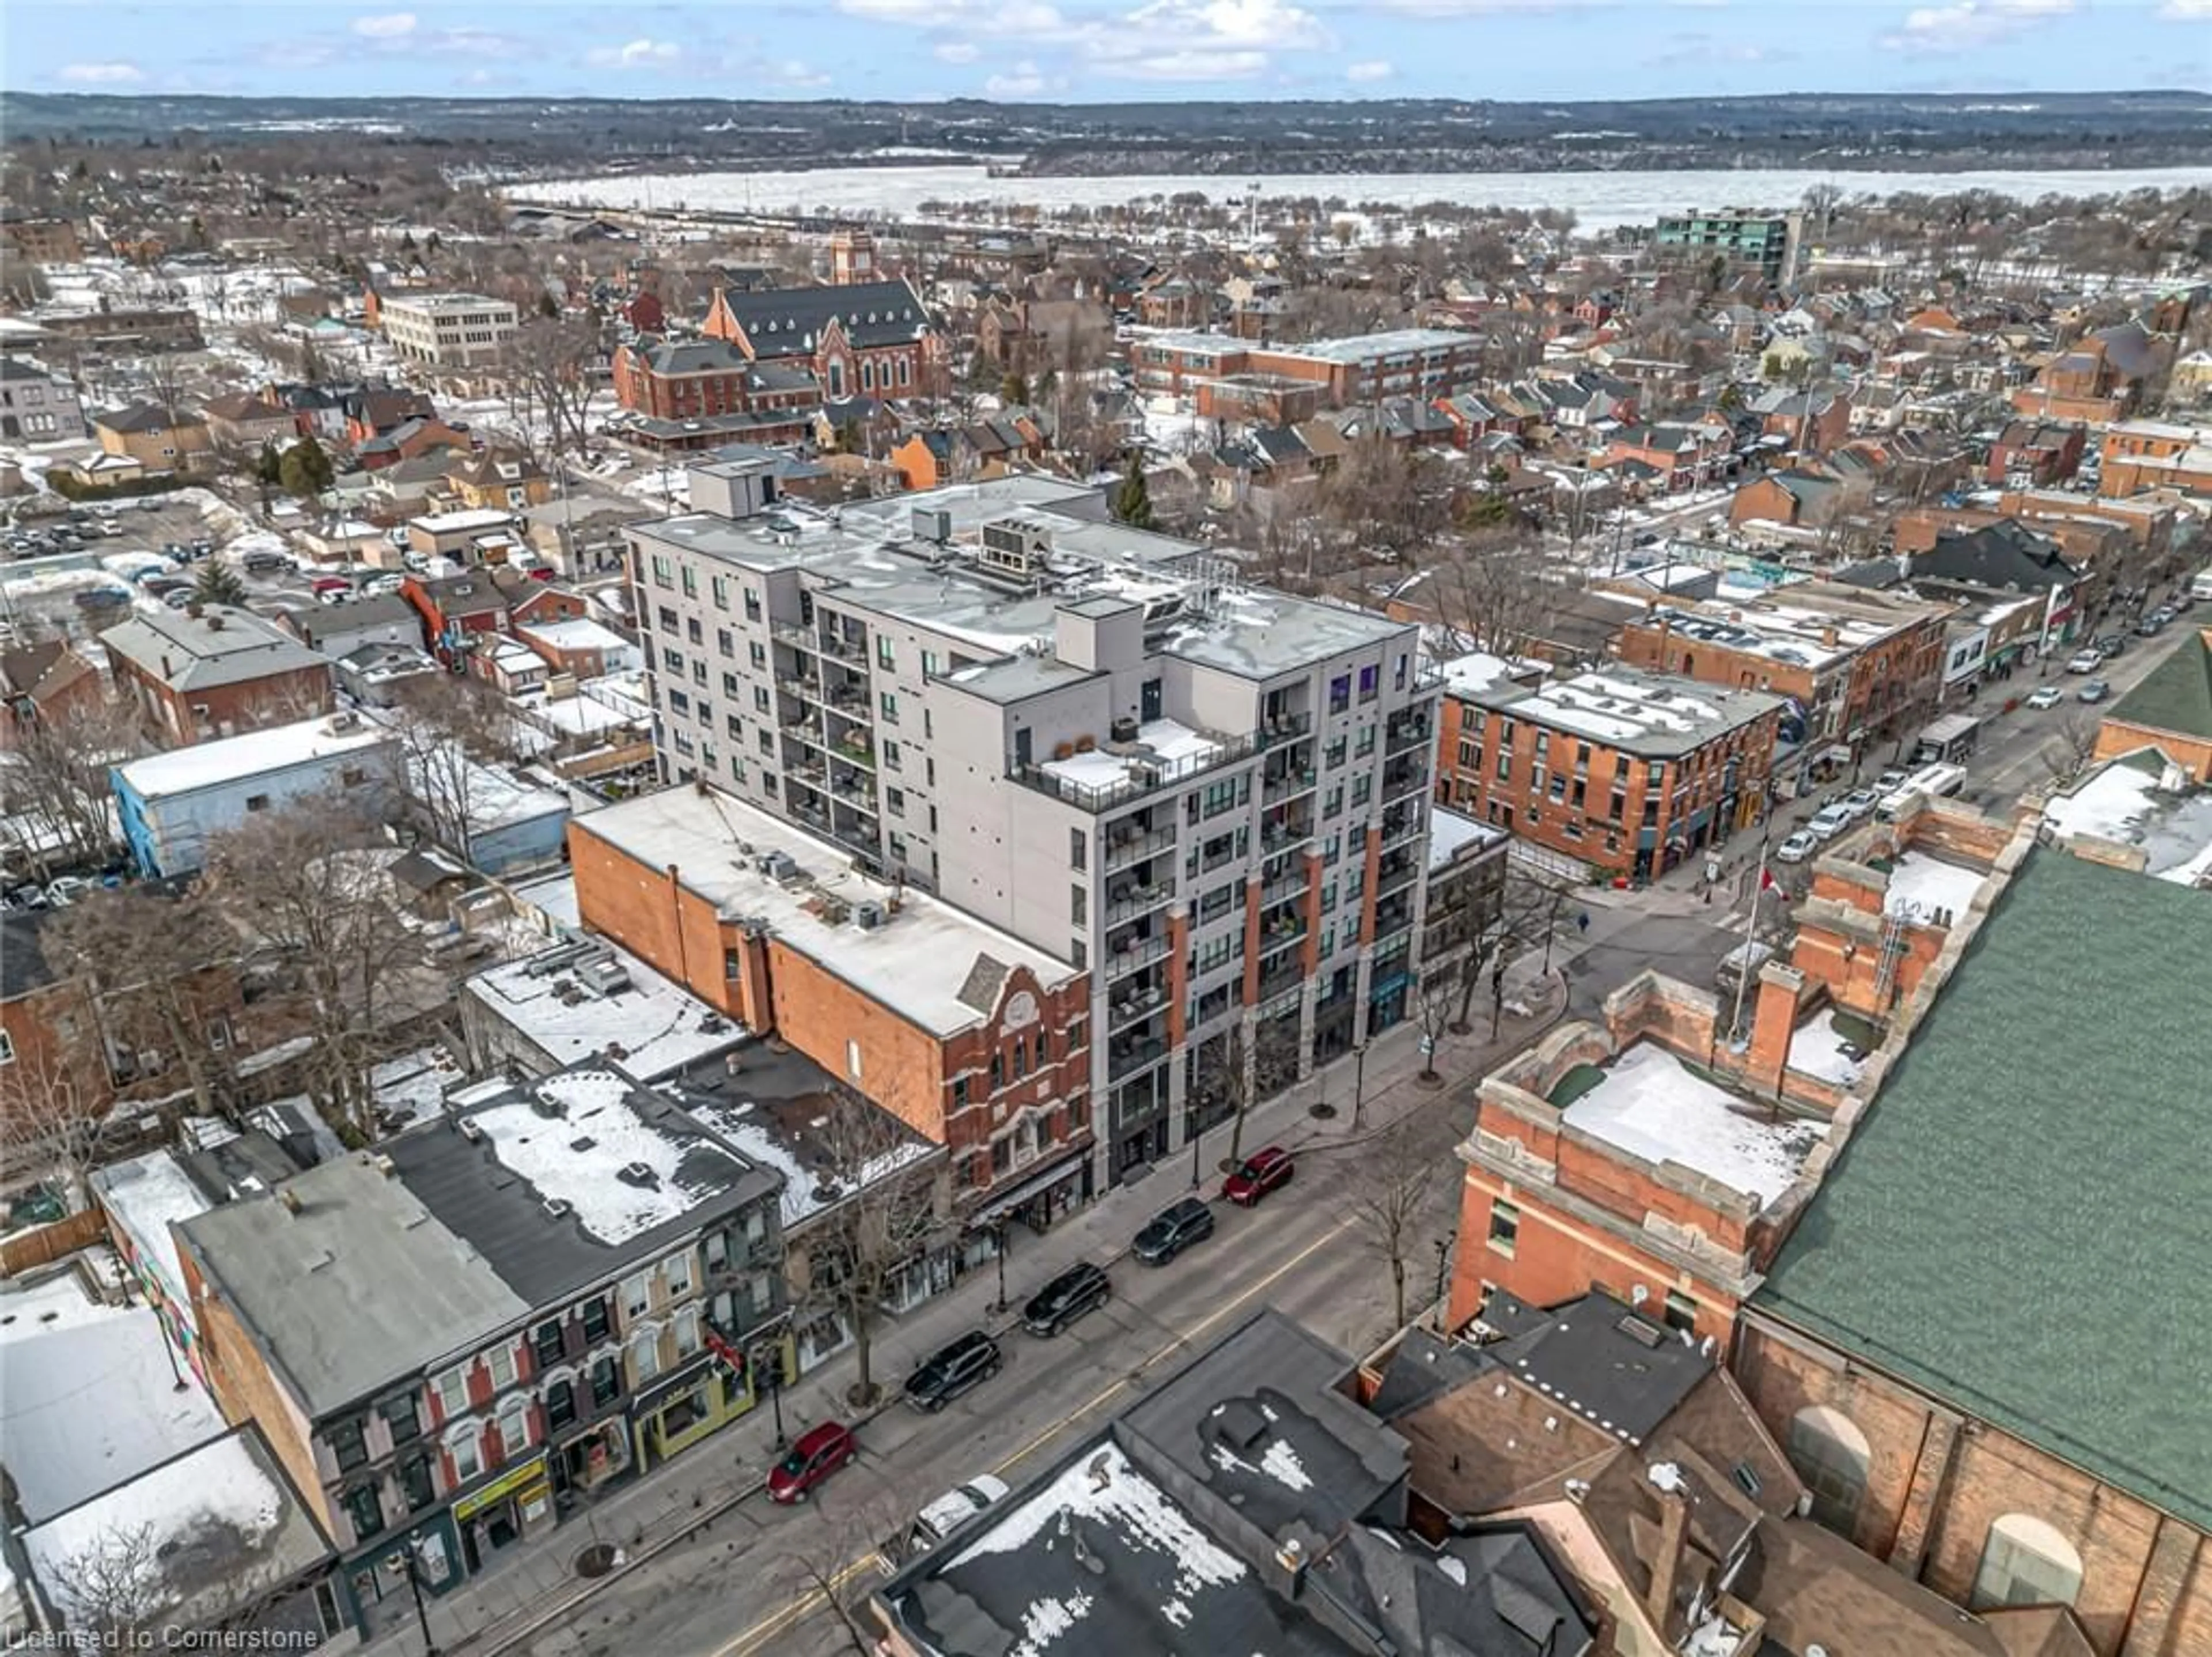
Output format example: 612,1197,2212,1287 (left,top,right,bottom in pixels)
340,1482,384,1544
496,1399,530,1460
887,786,906,816
400,1451,437,1514
1787,1406,1872,1536
686,616,702,645
664,1250,694,1301
590,1355,620,1408
1330,674,1351,713
1487,1200,1520,1255
327,1417,369,1472
1662,1289,1698,1333
711,575,730,611
380,1392,422,1446
245,794,271,813
1070,827,1086,870
749,641,767,668
449,1429,482,1485
1972,1515,2082,1611
879,690,899,722
1351,774,1372,807
532,1319,565,1368
673,1307,702,1359
882,739,901,770
632,1334,661,1384
546,1379,577,1432
433,1366,468,1419
622,1272,653,1319
581,1297,611,1343
877,637,896,669
487,1344,517,1393
753,685,771,713
743,588,762,622
680,566,697,599
1358,663,1380,702
1070,884,1086,925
